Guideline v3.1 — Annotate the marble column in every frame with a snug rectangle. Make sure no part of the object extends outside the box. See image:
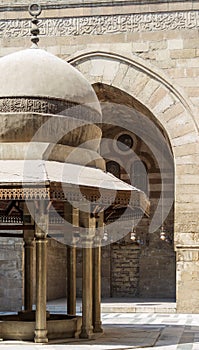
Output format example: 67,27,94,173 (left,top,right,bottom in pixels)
80,239,93,339
24,236,34,311
64,202,78,316
92,216,103,333
79,209,96,339
92,244,103,333
23,202,35,312
34,201,48,343
67,245,76,315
